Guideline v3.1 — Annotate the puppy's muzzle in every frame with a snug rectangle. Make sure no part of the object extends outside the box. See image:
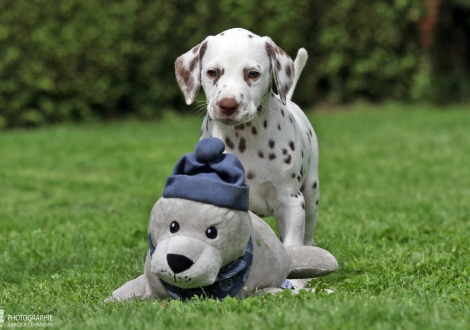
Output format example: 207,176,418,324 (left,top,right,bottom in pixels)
167,253,194,274
218,97,239,116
